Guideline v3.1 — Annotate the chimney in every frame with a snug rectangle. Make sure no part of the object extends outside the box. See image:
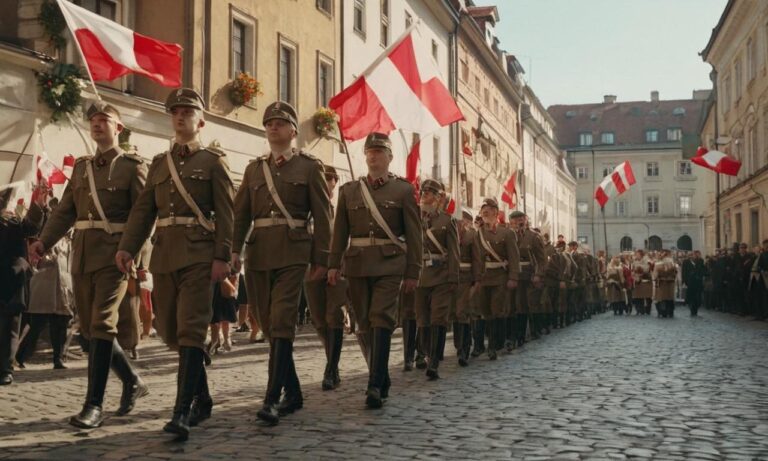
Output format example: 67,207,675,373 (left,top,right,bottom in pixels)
651,90,659,102
603,95,617,104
